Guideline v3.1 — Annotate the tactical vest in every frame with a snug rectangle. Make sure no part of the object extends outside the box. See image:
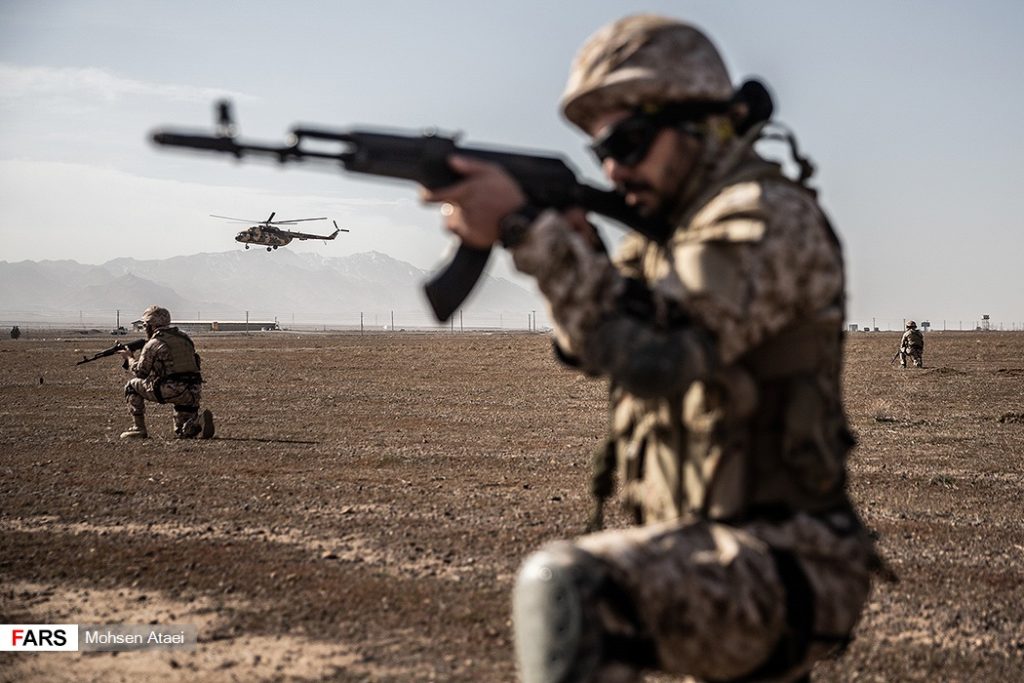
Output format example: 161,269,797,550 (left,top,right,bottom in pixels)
153,327,202,378
606,159,853,524
903,329,923,349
